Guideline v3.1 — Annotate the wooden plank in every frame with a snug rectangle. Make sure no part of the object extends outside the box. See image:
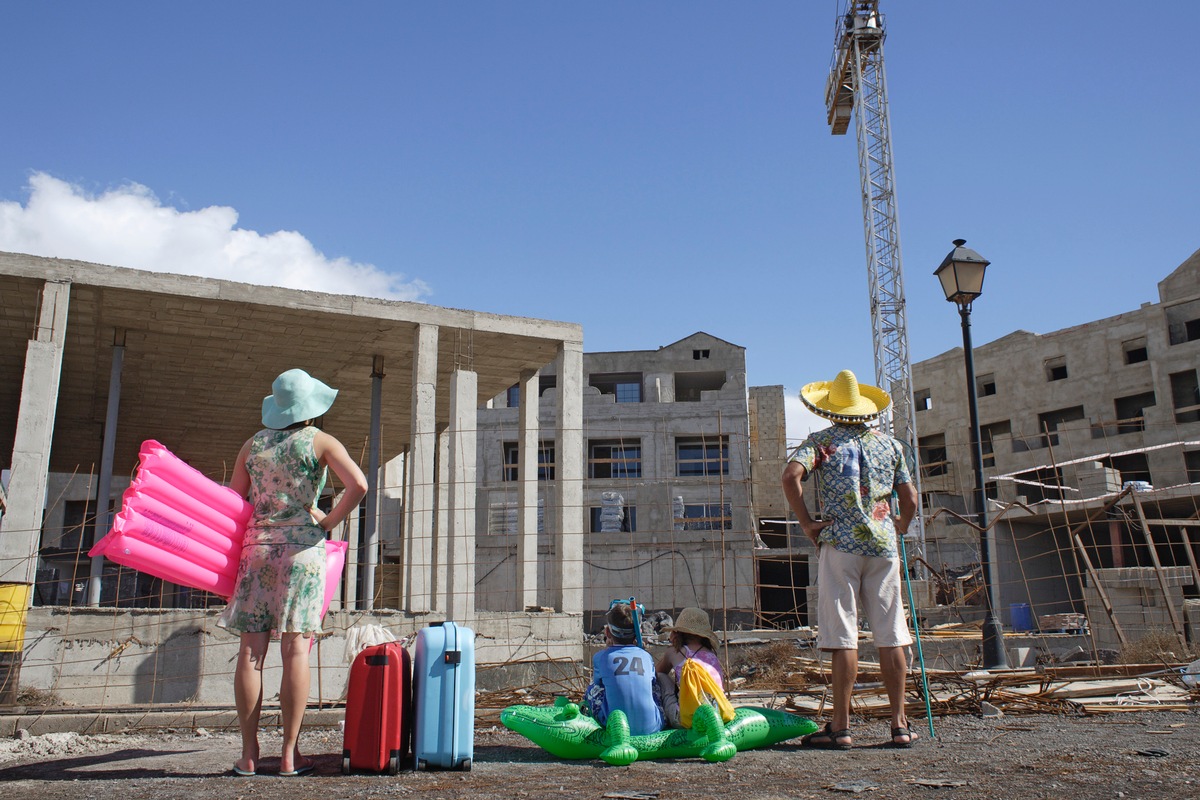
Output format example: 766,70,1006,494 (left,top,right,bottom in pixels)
1131,492,1188,645
1039,663,1187,680
1073,532,1129,646
1181,529,1200,597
